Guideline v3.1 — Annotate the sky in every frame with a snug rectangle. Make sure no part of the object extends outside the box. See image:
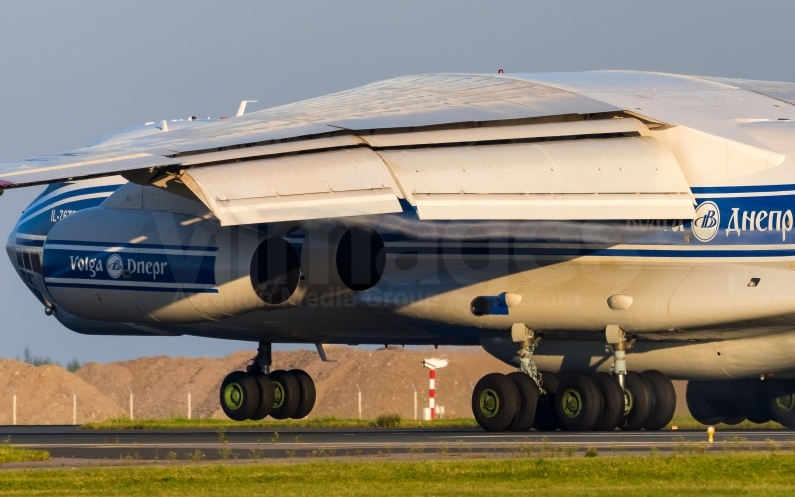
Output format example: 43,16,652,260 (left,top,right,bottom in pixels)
0,0,794,364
